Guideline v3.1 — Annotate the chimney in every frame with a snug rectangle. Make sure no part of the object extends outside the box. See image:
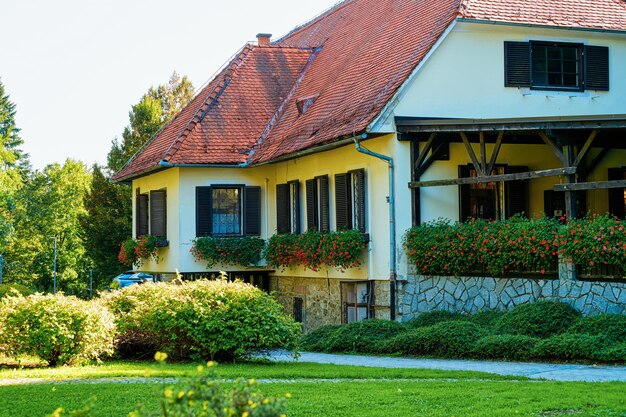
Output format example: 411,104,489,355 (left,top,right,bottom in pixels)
256,33,272,47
